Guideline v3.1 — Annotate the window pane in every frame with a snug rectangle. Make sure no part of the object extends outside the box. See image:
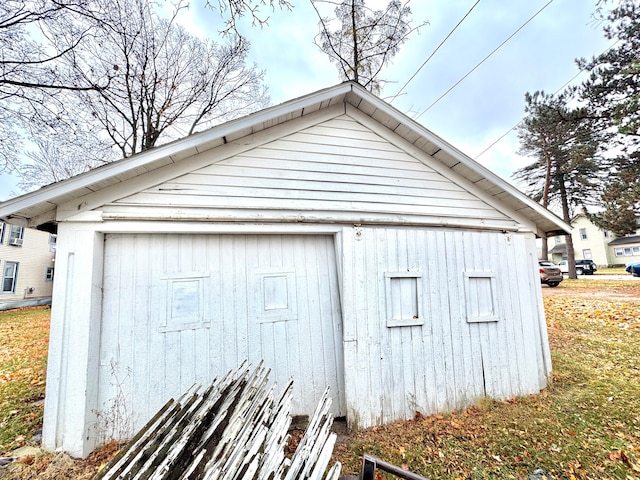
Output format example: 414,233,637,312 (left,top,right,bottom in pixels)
9,225,23,240
2,262,18,293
